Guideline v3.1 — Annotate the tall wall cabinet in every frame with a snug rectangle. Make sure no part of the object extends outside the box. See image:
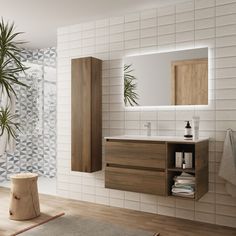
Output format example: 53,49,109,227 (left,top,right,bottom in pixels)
71,57,102,172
